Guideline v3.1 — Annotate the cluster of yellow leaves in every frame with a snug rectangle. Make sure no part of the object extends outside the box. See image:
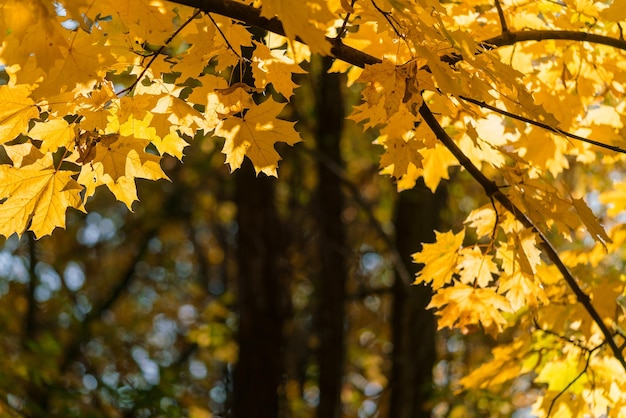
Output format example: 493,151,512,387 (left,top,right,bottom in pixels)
0,0,305,237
